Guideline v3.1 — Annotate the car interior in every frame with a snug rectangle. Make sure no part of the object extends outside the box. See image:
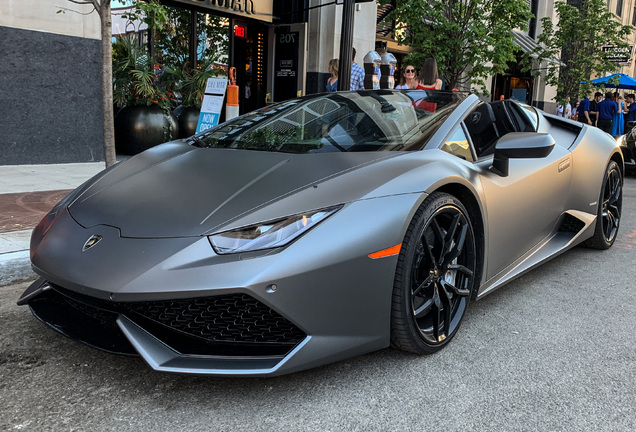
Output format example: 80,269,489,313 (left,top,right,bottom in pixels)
464,100,535,158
